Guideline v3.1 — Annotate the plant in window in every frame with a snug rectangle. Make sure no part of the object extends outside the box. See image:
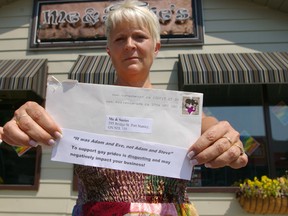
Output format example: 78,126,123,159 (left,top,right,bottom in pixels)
237,175,287,198
235,173,288,214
